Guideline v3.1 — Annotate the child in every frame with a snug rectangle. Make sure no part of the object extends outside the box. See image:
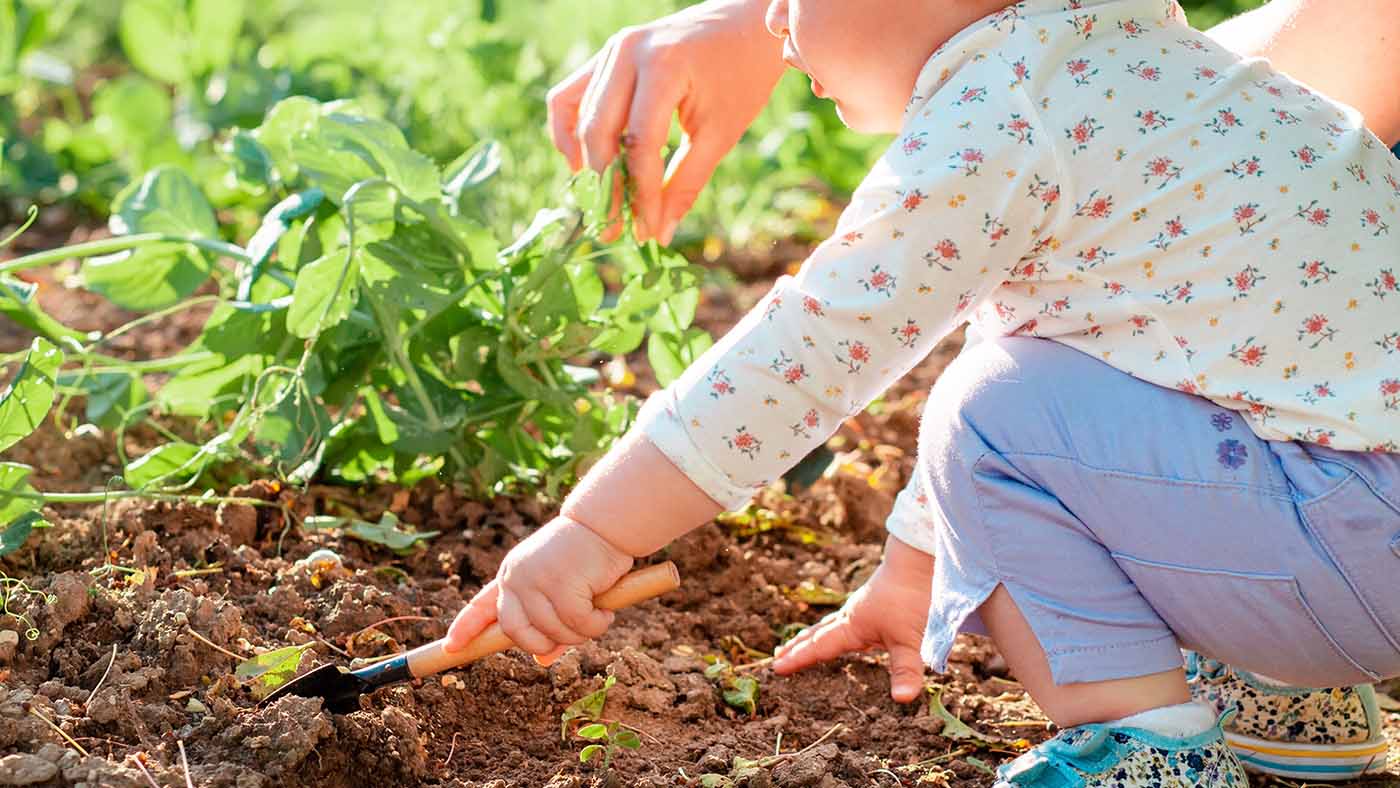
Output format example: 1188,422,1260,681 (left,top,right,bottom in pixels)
447,0,1400,784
